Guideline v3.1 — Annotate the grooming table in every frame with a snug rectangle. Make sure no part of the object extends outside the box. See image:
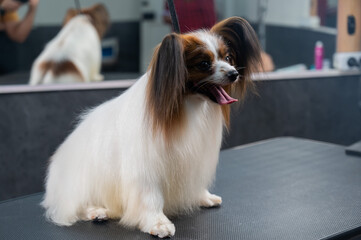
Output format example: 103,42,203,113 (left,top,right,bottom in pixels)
1,137,361,240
